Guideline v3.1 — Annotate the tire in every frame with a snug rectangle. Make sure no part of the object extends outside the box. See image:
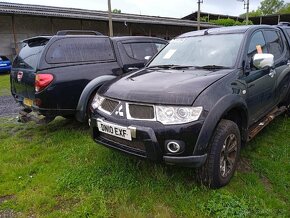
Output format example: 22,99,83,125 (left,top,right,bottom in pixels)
197,119,241,189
